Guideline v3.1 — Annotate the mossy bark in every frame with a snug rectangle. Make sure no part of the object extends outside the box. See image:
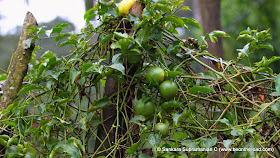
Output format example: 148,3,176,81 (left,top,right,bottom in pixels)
0,12,37,109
